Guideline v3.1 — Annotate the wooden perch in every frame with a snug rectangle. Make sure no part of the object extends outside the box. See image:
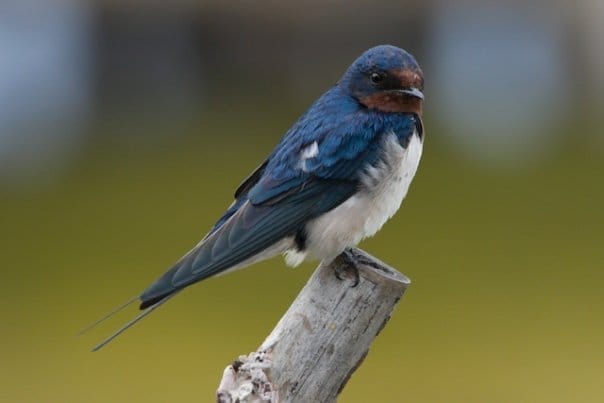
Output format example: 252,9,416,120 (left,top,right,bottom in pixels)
216,248,410,403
